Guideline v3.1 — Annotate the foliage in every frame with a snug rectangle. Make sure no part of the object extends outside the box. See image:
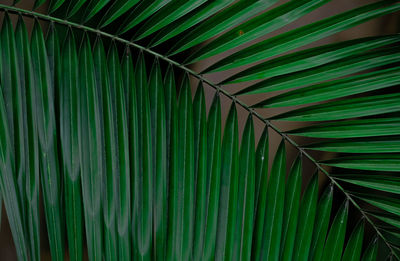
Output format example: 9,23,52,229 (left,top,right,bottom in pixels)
0,0,399,260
